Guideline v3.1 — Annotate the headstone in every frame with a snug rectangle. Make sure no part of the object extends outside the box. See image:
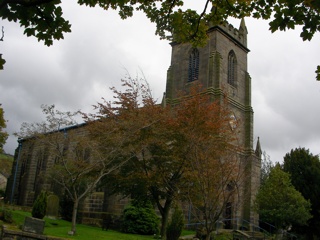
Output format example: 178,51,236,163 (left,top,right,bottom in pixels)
23,216,45,234
46,194,59,219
